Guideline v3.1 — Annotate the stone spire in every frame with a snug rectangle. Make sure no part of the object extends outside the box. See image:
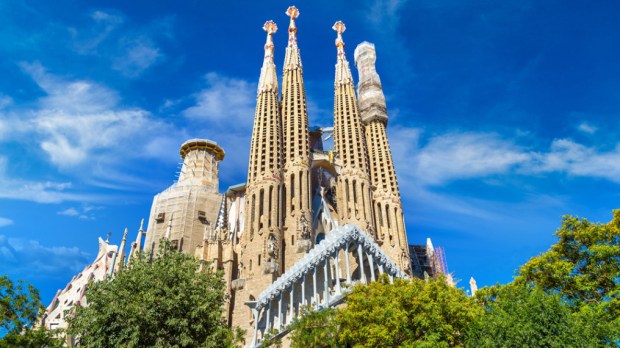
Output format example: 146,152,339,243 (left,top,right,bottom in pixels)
234,19,284,338
281,6,313,268
355,42,410,273
118,227,128,269
257,21,279,94
332,21,375,234
129,219,145,261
